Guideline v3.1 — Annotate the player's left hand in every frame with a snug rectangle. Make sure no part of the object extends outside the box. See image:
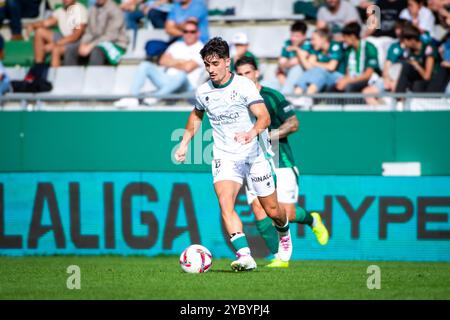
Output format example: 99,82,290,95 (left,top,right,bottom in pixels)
234,131,256,144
